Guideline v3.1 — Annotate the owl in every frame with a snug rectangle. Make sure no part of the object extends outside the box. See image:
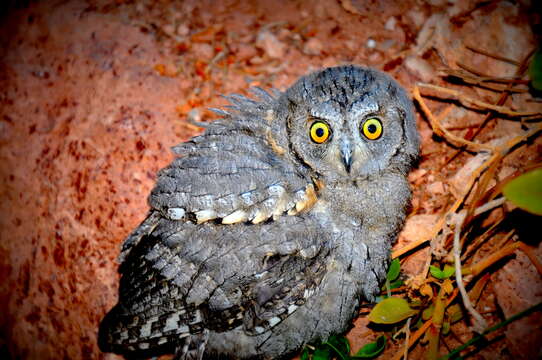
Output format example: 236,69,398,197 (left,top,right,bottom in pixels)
98,65,419,359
